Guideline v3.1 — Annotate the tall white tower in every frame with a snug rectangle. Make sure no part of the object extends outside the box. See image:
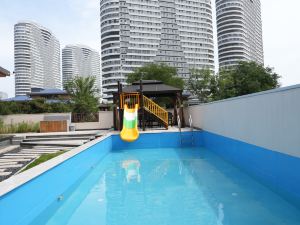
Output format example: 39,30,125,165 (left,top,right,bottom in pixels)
14,21,61,96
100,0,215,102
216,0,264,69
62,44,101,92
